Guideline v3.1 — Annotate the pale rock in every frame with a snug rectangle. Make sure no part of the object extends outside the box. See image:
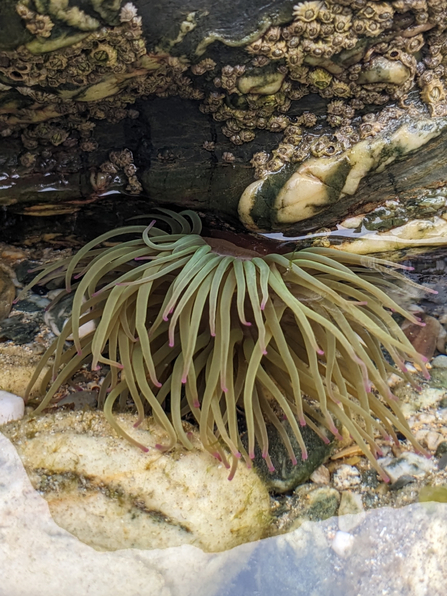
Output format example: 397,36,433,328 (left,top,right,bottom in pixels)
378,452,435,484
0,432,253,596
331,531,355,558
425,431,443,452
332,465,361,490
310,465,330,485
387,373,403,388
415,429,429,444
431,355,447,369
338,491,365,532
0,390,24,424
1,411,271,553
